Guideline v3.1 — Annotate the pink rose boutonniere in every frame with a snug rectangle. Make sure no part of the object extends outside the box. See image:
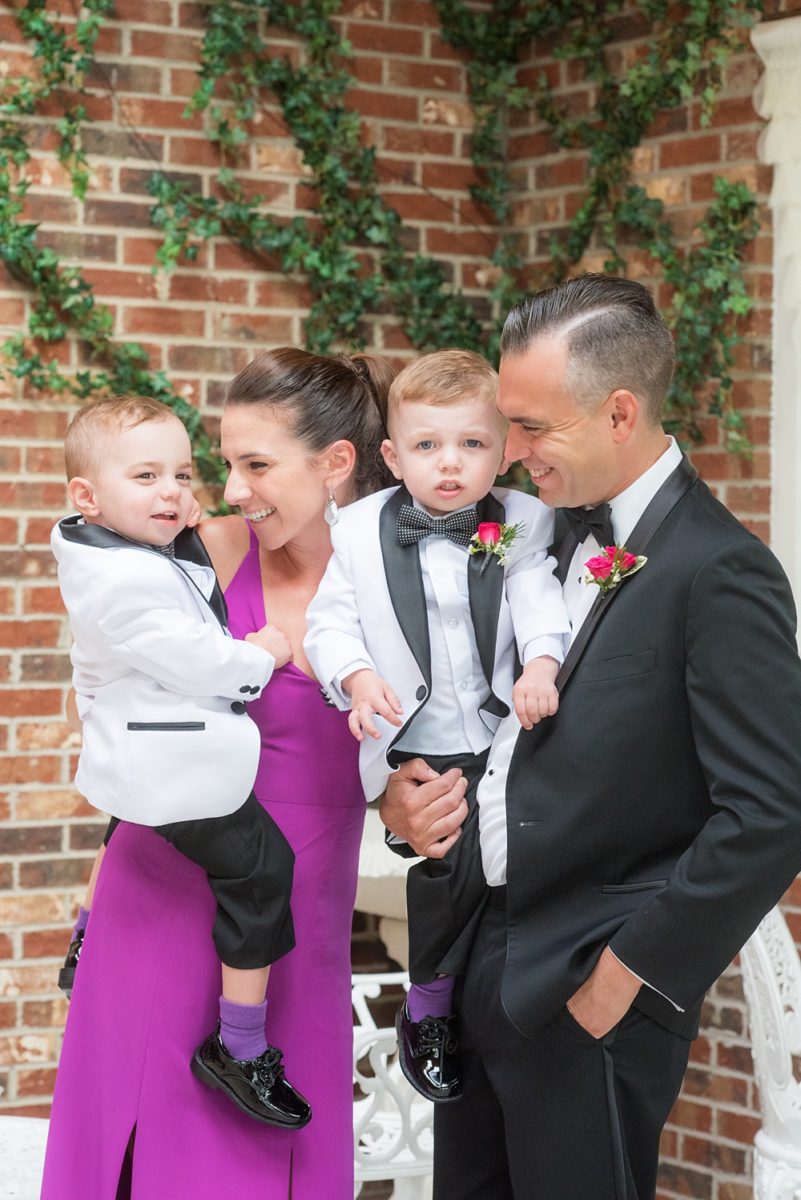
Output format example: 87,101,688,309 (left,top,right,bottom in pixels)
585,544,647,594
469,520,525,568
